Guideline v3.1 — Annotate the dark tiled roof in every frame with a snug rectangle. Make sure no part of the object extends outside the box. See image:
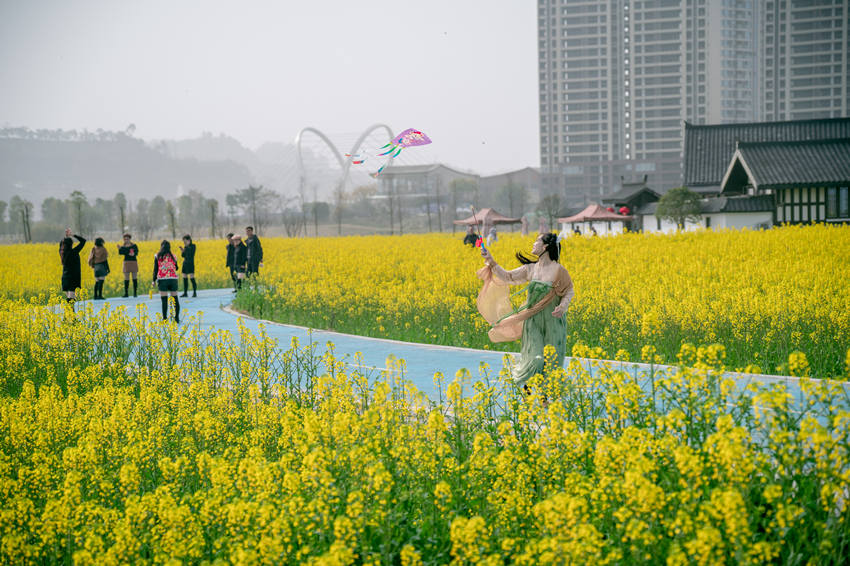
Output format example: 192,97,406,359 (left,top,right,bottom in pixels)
721,194,775,212
601,184,660,202
683,118,850,187
736,139,850,188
